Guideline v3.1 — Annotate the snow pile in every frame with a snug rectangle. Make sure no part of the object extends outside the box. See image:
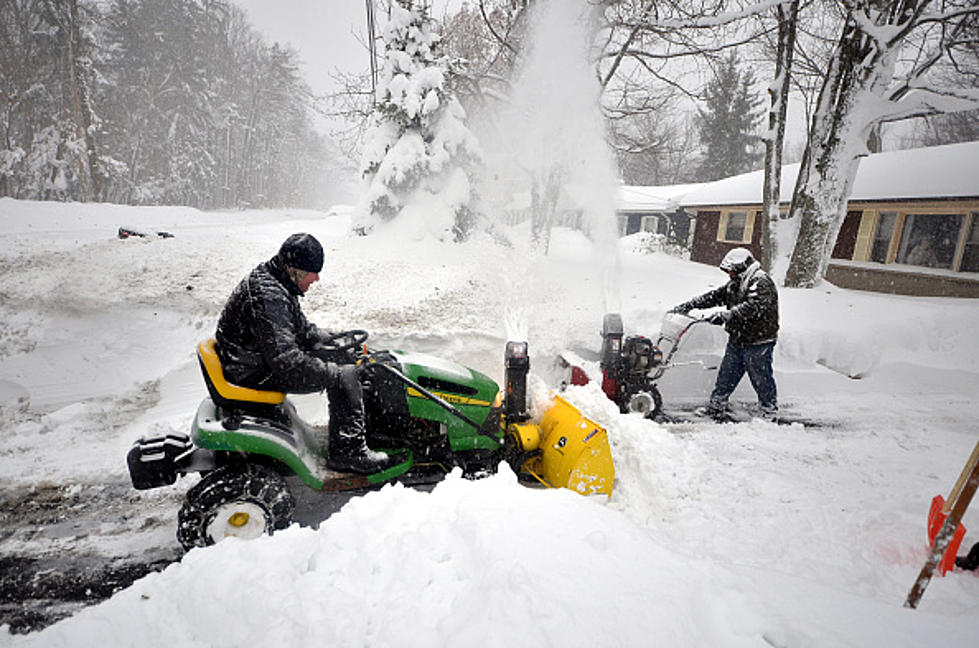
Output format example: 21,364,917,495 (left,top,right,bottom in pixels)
7,468,792,647
1,200,978,646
